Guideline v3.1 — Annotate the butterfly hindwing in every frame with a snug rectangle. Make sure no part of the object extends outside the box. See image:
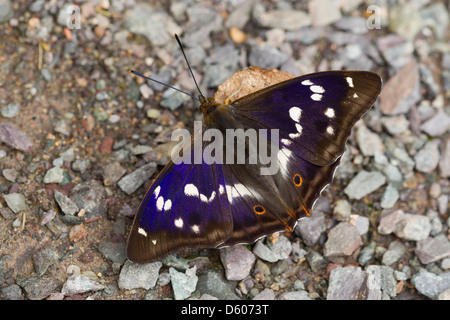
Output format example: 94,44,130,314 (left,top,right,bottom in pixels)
127,134,233,263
